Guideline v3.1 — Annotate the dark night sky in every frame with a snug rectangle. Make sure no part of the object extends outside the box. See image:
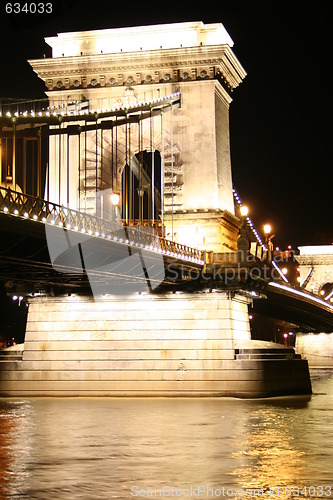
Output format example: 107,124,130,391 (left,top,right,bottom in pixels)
0,1,331,250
